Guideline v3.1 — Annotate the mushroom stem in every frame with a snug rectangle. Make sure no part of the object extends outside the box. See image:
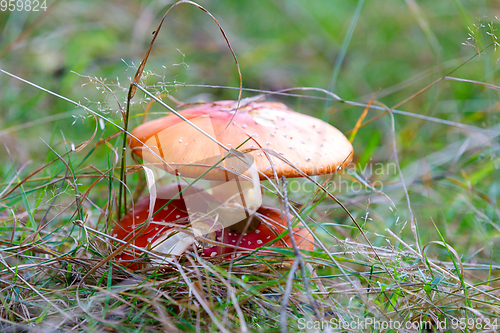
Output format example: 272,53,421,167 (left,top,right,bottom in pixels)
207,155,262,231
210,178,260,210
